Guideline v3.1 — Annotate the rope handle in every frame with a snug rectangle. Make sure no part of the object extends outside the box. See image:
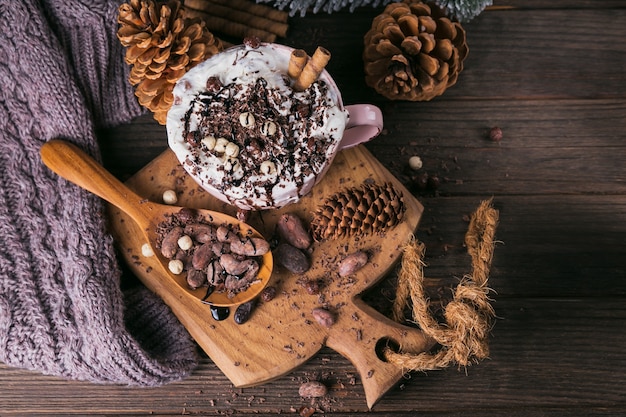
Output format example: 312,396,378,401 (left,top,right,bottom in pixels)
385,199,499,371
